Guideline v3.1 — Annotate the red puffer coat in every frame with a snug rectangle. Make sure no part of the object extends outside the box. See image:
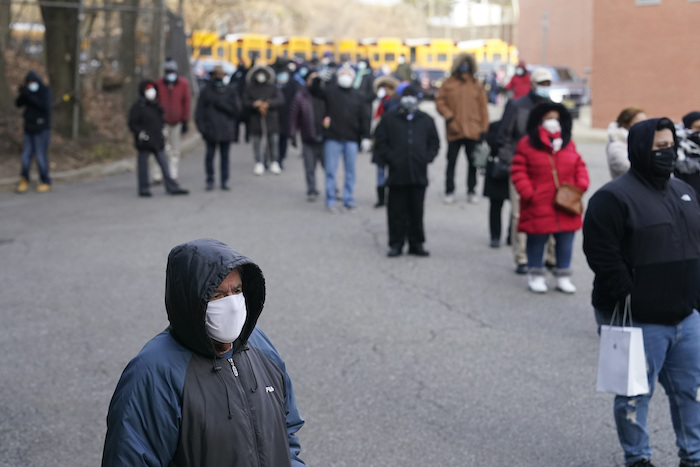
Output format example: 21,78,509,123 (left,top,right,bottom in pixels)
511,127,589,234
